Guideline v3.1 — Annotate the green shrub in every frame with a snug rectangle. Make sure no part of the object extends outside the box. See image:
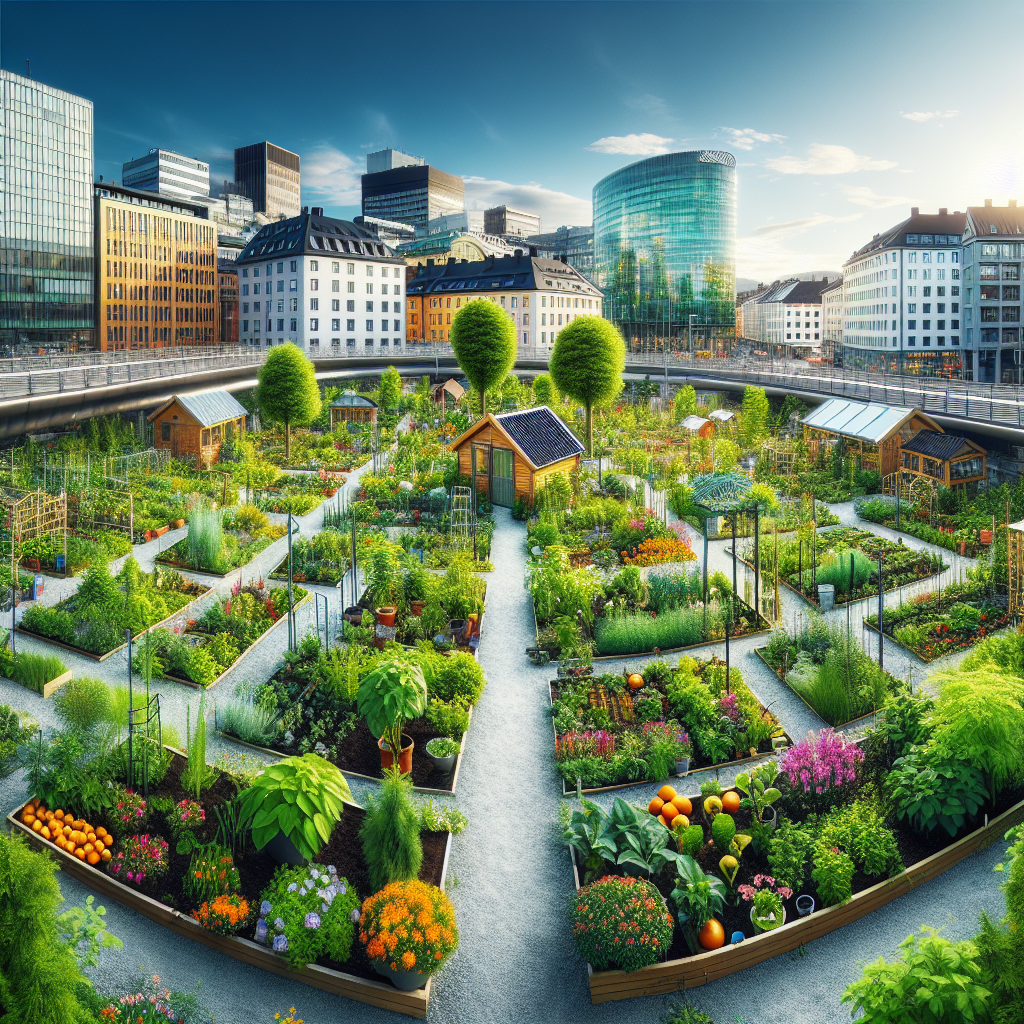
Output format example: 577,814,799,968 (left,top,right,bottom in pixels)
811,845,854,906
767,819,815,891
815,548,874,595
427,651,485,705
710,812,735,853
426,697,470,739
218,700,280,746
360,766,423,892
53,677,112,731
678,824,704,858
